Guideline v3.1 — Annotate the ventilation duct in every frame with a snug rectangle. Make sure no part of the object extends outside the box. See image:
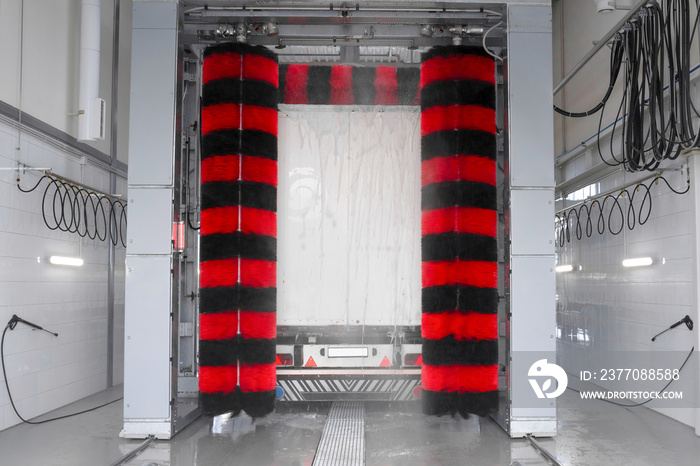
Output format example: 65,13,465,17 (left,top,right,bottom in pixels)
78,0,105,141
